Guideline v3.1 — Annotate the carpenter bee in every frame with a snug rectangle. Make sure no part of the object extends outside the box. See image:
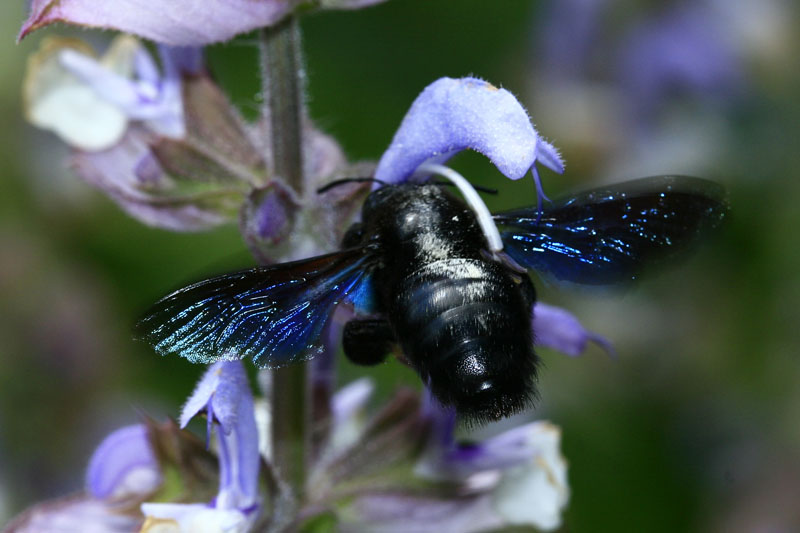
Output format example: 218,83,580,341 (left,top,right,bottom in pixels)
137,175,727,424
